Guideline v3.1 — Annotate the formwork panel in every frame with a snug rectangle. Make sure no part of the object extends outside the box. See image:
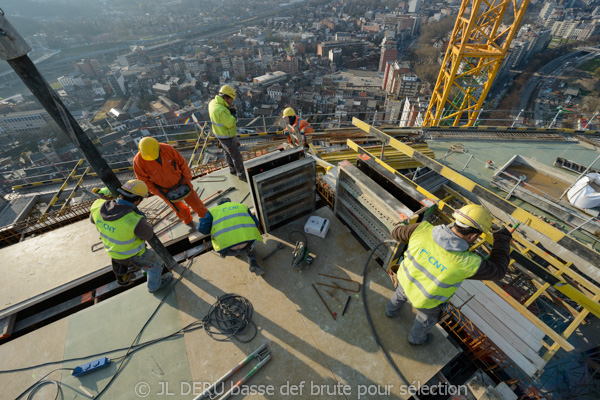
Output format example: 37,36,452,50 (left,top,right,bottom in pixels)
334,160,414,263
252,157,316,232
